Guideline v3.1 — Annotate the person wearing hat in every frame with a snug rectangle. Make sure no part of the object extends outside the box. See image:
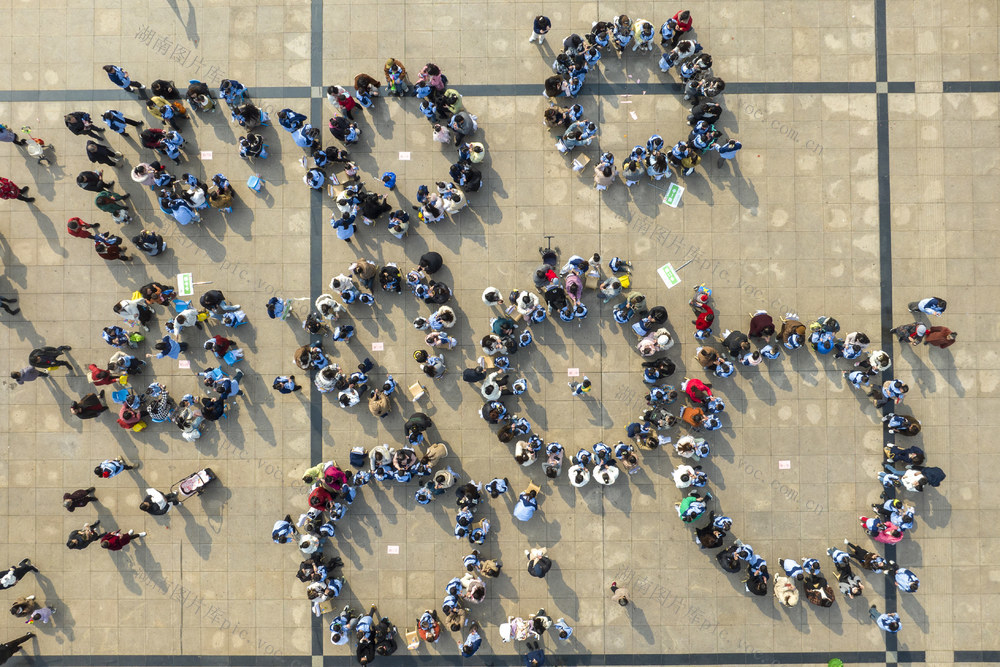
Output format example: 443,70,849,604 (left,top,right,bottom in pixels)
93,456,136,478
100,529,146,551
890,322,927,346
